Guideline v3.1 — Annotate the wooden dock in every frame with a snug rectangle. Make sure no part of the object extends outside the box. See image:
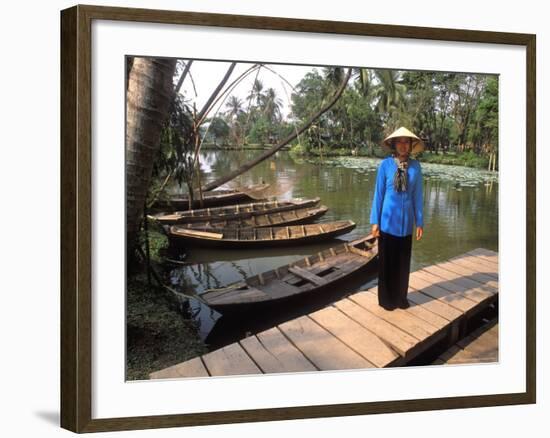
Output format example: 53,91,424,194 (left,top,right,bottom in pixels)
150,248,498,379
432,318,498,365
